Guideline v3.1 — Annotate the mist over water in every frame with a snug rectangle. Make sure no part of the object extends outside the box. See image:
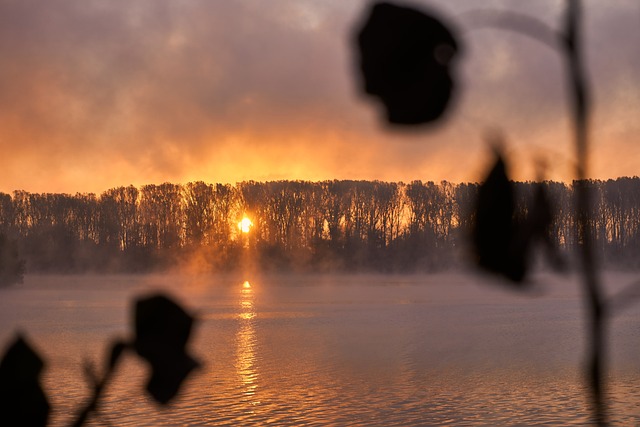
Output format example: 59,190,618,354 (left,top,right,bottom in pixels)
2,272,640,425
